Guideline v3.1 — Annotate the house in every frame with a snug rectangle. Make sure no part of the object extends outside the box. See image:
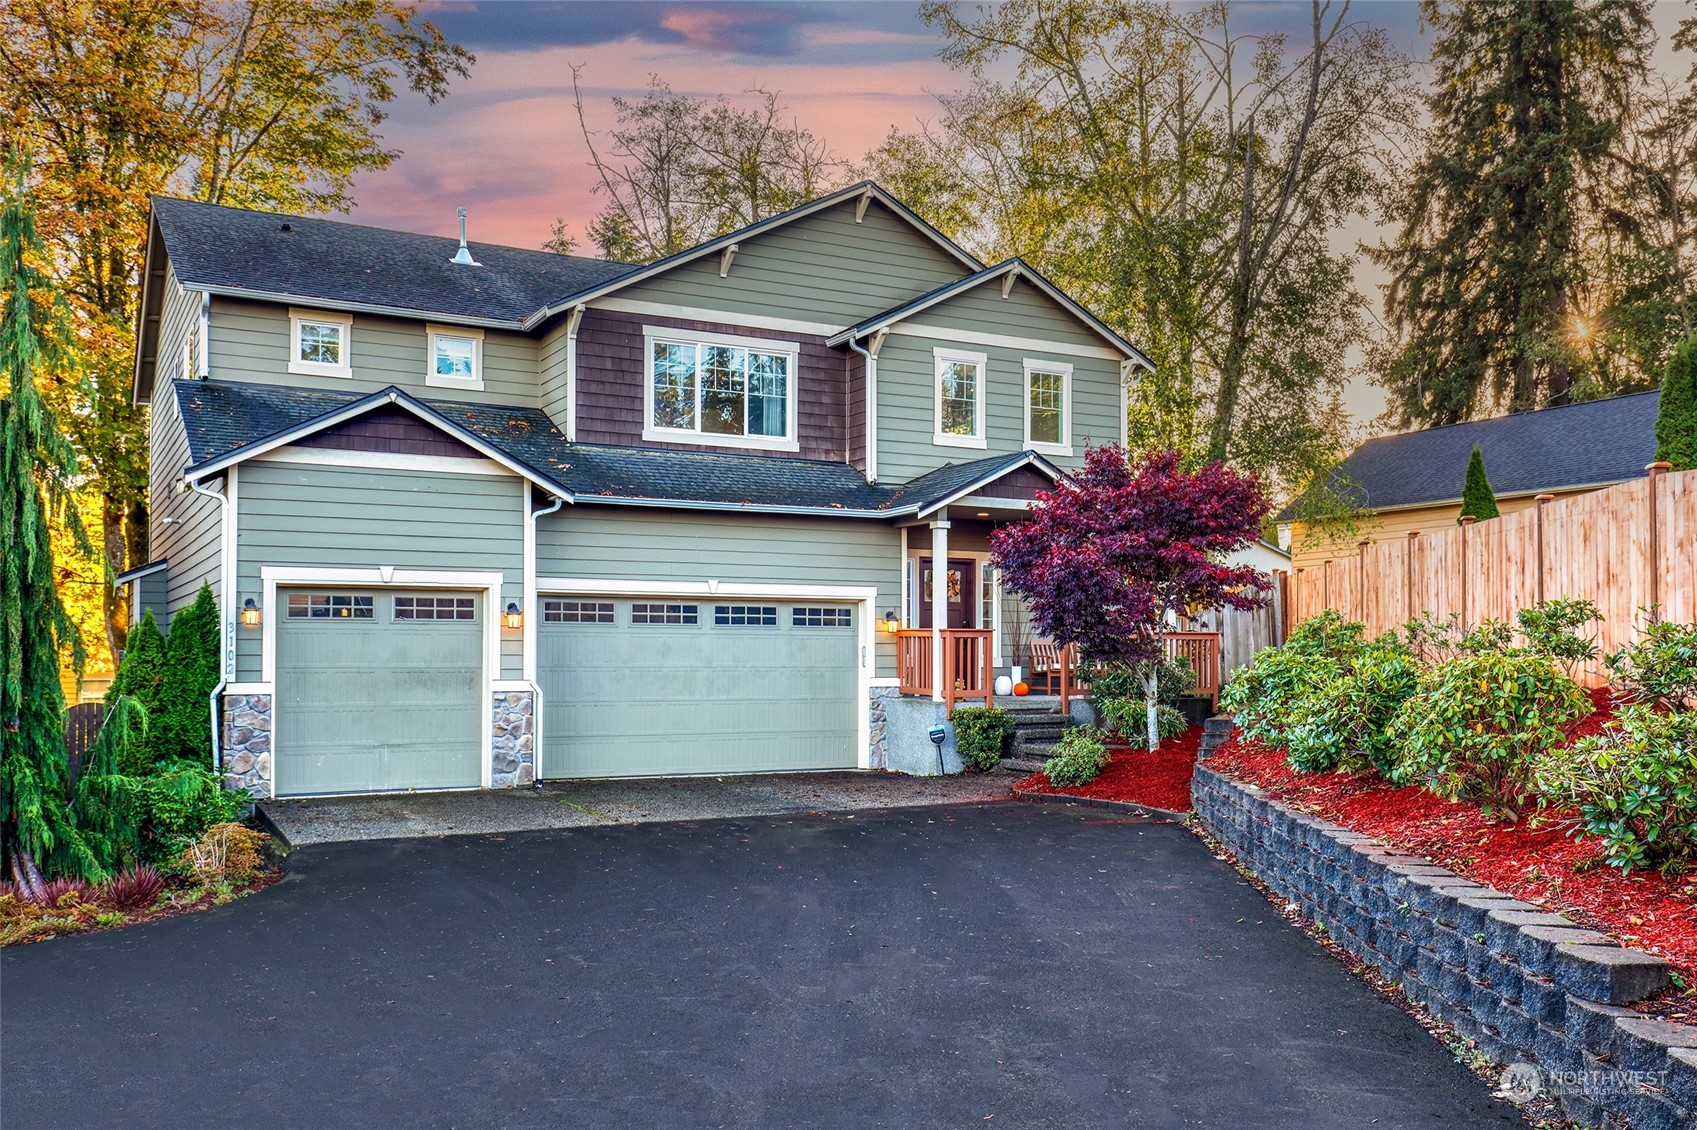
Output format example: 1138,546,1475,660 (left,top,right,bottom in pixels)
122,182,1153,798
1278,391,1662,569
